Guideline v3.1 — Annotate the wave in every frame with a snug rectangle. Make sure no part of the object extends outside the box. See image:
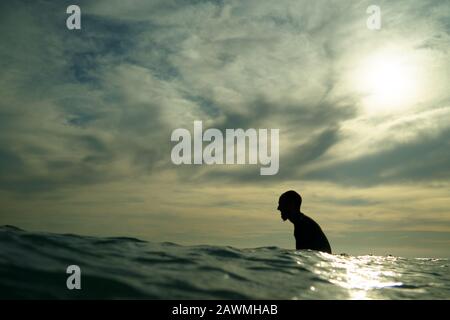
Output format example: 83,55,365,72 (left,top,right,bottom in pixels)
0,225,449,299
